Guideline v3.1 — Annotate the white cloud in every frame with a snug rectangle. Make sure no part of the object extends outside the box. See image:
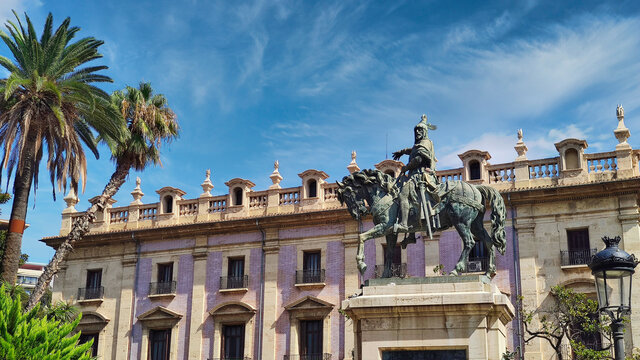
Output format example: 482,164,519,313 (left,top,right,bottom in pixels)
0,0,42,24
